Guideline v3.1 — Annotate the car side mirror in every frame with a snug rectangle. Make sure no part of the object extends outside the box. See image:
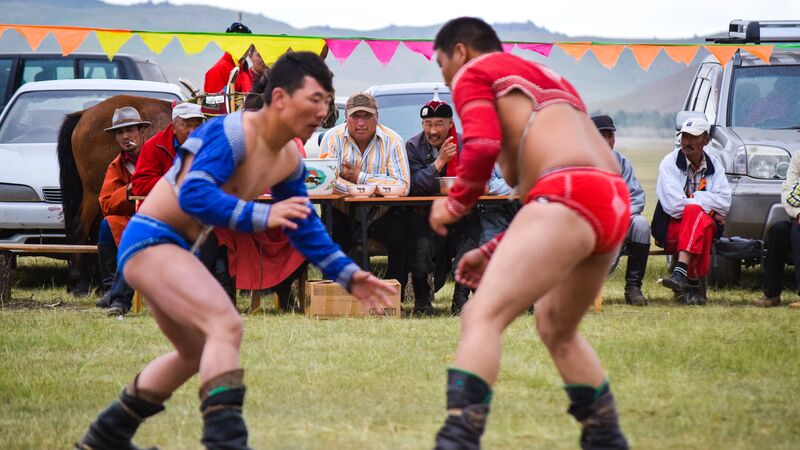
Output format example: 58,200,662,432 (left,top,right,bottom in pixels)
675,111,707,131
